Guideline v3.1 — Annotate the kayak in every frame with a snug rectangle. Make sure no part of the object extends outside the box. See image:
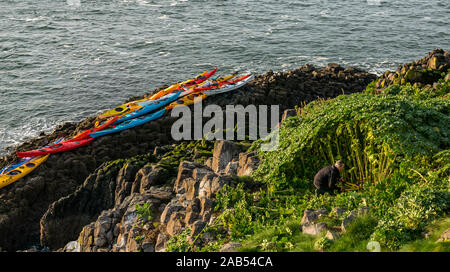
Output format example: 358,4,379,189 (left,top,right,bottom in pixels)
98,69,217,119
89,108,166,138
202,74,254,96
1,137,64,189
146,70,209,101
98,102,143,119
68,116,119,142
148,68,217,100
164,74,252,109
1,137,64,175
0,155,49,189
17,138,94,158
194,74,252,93
182,72,238,93
166,92,208,109
116,91,182,123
